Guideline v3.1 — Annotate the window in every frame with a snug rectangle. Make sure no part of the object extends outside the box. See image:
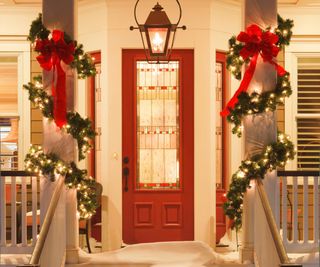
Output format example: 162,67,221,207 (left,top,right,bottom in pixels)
0,118,19,170
0,56,19,170
296,57,320,170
